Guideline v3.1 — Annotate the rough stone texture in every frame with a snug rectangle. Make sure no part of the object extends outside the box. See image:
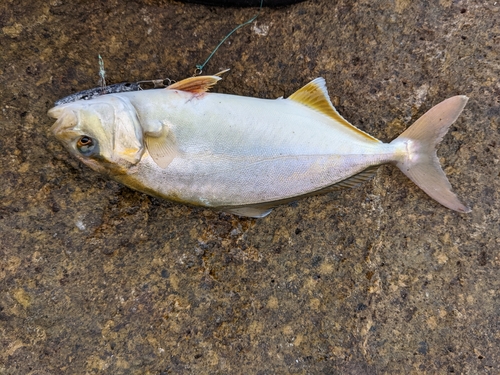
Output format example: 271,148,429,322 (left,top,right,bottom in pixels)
1,0,499,374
